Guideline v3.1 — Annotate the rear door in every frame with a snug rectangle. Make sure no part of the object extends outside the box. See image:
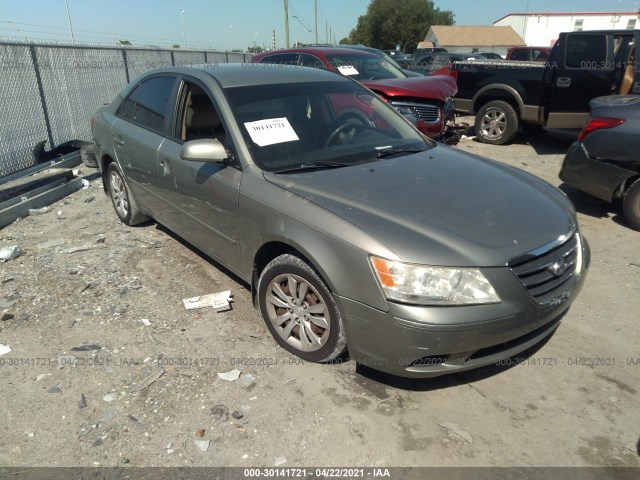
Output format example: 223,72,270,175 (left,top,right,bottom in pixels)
111,75,177,212
545,32,632,128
